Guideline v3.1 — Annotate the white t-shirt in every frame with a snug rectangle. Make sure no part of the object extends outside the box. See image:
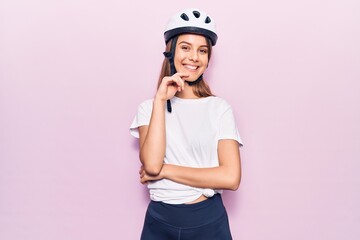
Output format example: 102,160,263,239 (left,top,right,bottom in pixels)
130,96,243,204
